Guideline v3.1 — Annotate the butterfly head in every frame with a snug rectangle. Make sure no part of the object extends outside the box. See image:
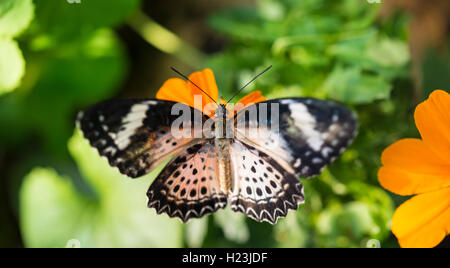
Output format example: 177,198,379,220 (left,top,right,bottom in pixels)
215,104,228,119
